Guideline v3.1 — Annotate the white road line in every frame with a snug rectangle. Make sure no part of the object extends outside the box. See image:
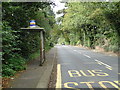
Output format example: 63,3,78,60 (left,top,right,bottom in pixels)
73,50,81,54
78,52,81,54
95,59,112,70
74,50,113,70
56,64,62,89
74,50,92,57
67,47,73,50
63,46,68,47
106,66,112,70
95,59,111,67
84,54,91,58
